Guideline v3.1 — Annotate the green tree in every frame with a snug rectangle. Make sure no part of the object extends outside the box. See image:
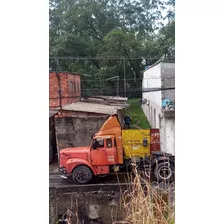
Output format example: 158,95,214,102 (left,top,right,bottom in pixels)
49,0,175,97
